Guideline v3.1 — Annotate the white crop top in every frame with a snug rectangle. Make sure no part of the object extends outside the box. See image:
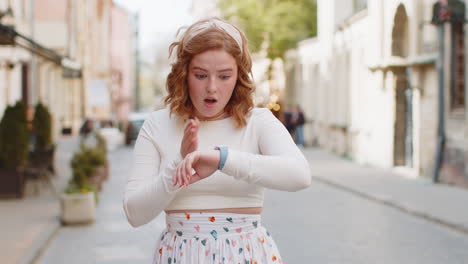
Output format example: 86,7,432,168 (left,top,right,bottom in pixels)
123,107,311,227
